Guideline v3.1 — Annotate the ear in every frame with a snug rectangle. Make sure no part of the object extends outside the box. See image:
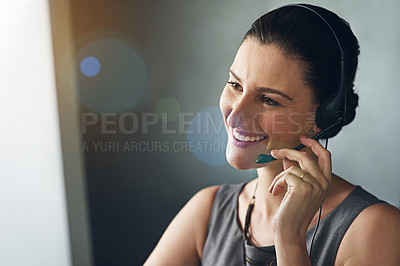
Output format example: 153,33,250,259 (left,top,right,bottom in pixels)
305,121,321,138
306,107,321,137
313,124,322,134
